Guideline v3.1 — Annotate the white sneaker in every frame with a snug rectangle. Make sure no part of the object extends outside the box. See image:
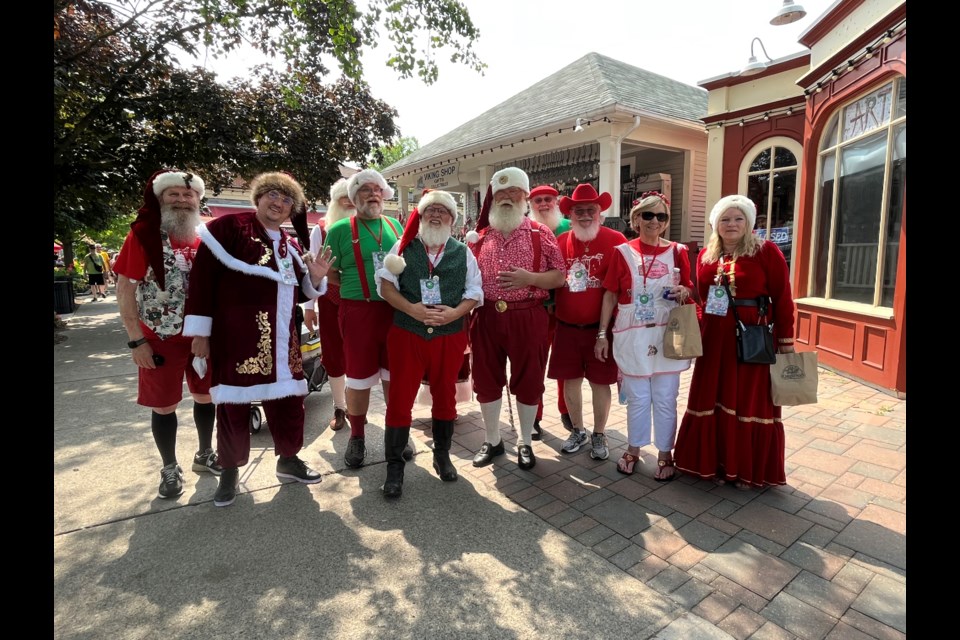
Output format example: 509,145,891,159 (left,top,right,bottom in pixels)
560,429,588,454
